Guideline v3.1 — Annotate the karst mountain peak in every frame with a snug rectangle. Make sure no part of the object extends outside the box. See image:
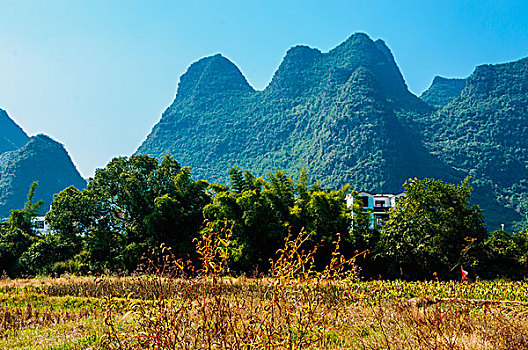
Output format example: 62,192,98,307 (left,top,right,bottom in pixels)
136,33,528,229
